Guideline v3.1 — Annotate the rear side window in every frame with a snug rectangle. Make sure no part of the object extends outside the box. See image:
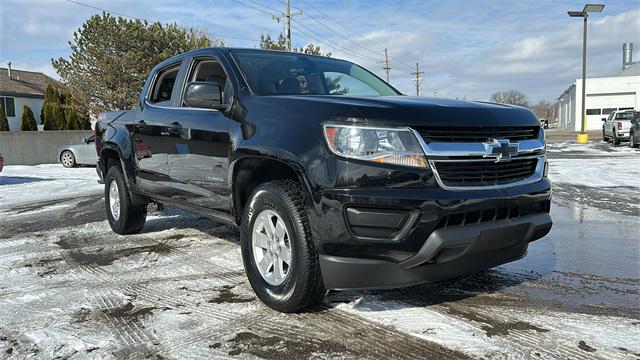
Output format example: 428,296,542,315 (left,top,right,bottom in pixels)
616,112,633,120
149,63,181,105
